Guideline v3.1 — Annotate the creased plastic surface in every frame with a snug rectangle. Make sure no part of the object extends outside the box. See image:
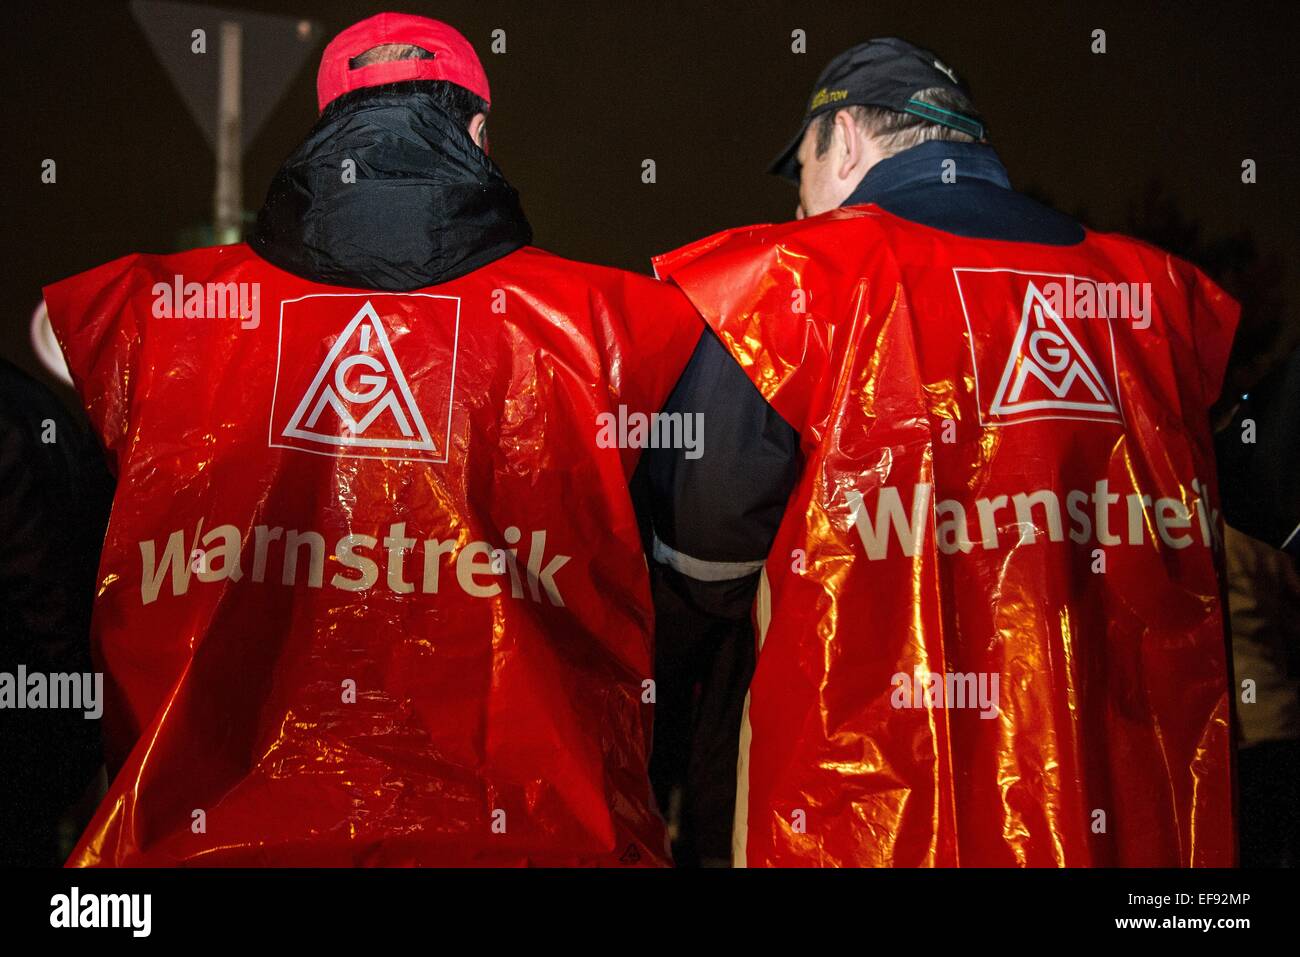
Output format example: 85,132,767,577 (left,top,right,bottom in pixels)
44,243,702,866
655,206,1240,867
